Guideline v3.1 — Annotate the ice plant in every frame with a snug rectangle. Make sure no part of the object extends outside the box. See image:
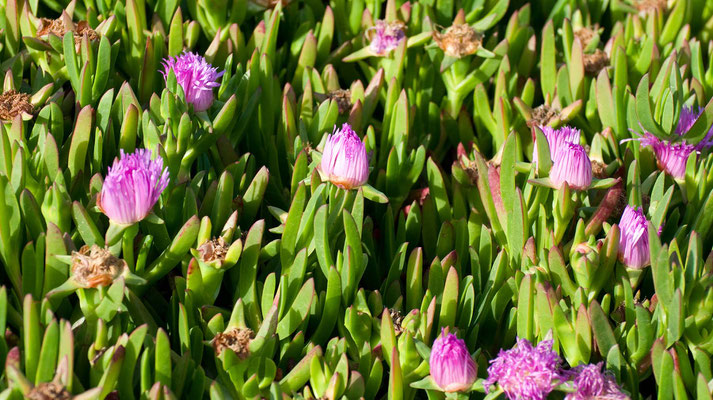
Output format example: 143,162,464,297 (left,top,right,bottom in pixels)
484,338,563,400
533,125,581,166
367,20,406,56
71,245,127,288
429,329,477,392
549,143,593,190
617,205,650,269
319,123,369,190
433,23,482,58
161,52,224,112
98,149,170,225
564,362,629,400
